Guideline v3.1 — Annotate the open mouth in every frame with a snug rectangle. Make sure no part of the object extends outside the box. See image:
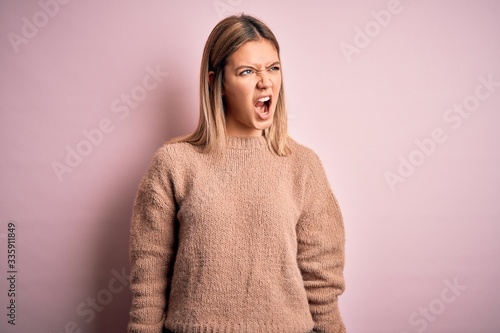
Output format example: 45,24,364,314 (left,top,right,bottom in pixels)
255,96,271,115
